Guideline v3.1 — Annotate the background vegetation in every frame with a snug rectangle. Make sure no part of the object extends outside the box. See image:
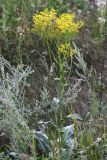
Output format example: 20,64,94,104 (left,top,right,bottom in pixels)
0,0,107,159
